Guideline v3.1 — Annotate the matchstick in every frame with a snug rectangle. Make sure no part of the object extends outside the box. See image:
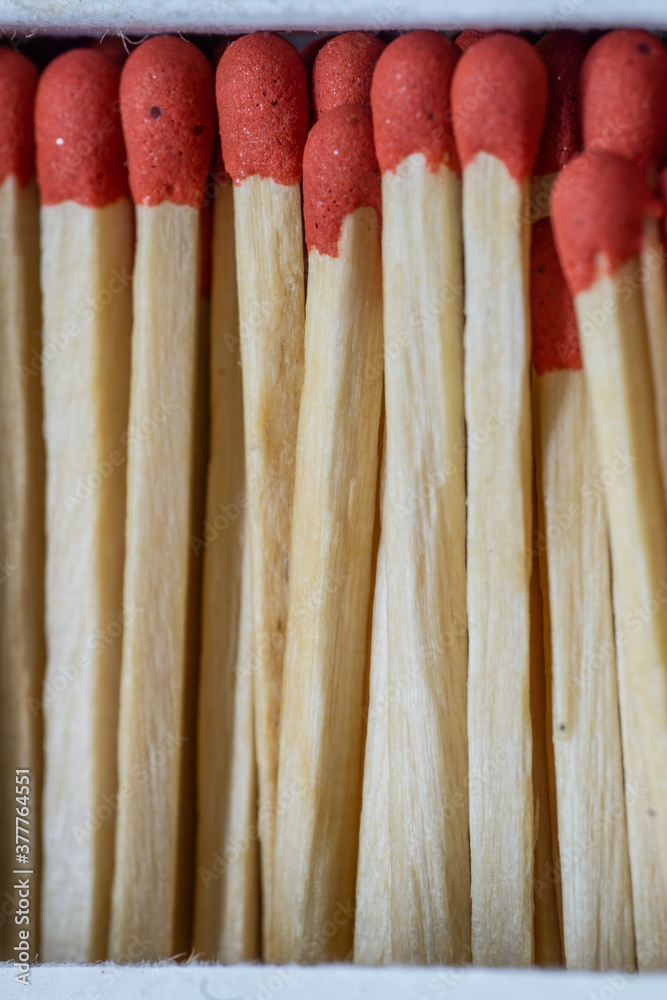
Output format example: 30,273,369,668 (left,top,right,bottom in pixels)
34,50,133,961
552,150,667,970
531,217,634,969
580,30,667,501
530,30,589,967
109,36,215,961
0,50,44,961
451,34,547,967
311,32,385,120
271,103,383,963
216,36,309,952
193,151,259,962
369,30,470,965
